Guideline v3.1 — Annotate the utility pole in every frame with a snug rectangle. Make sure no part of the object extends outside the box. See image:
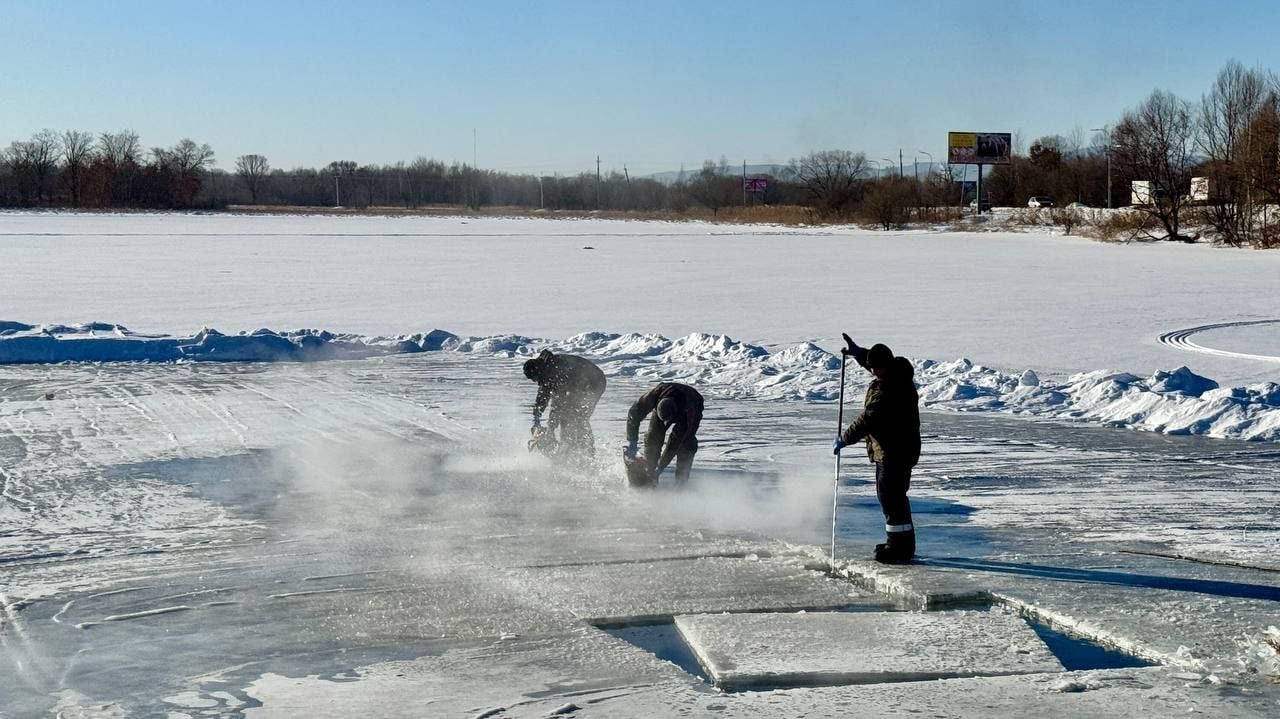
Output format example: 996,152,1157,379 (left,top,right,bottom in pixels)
743,159,747,206
334,168,341,207
1091,127,1114,210
977,164,984,213
899,149,904,177
596,155,601,210
1106,150,1112,209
